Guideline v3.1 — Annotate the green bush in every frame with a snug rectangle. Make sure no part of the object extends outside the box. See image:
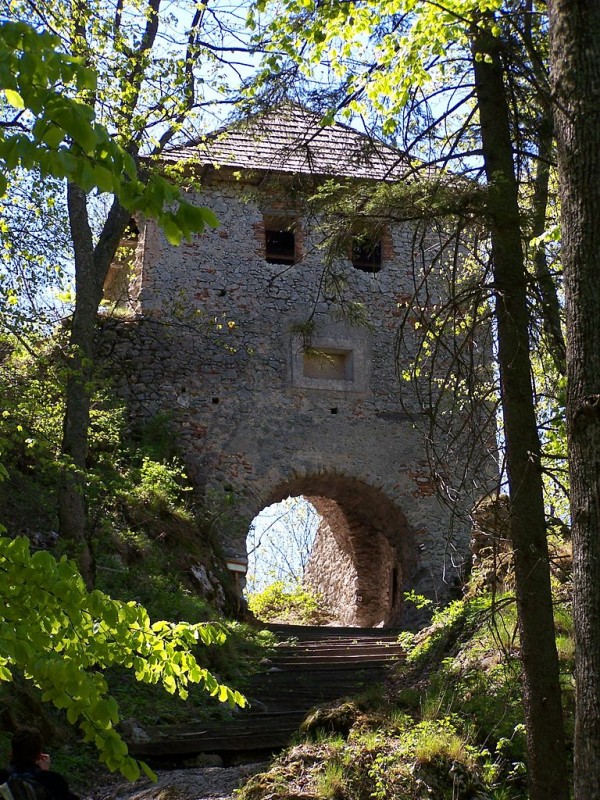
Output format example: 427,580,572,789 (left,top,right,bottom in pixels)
247,580,333,624
129,455,192,515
